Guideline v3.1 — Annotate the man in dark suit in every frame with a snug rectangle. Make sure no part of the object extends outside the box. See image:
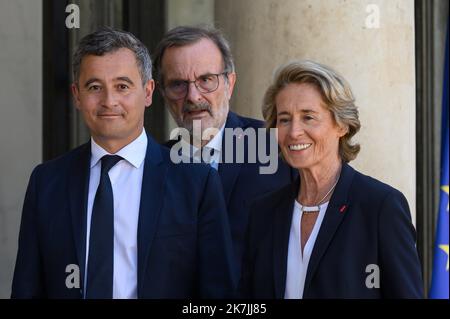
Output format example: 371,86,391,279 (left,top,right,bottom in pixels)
152,26,296,279
11,28,235,299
